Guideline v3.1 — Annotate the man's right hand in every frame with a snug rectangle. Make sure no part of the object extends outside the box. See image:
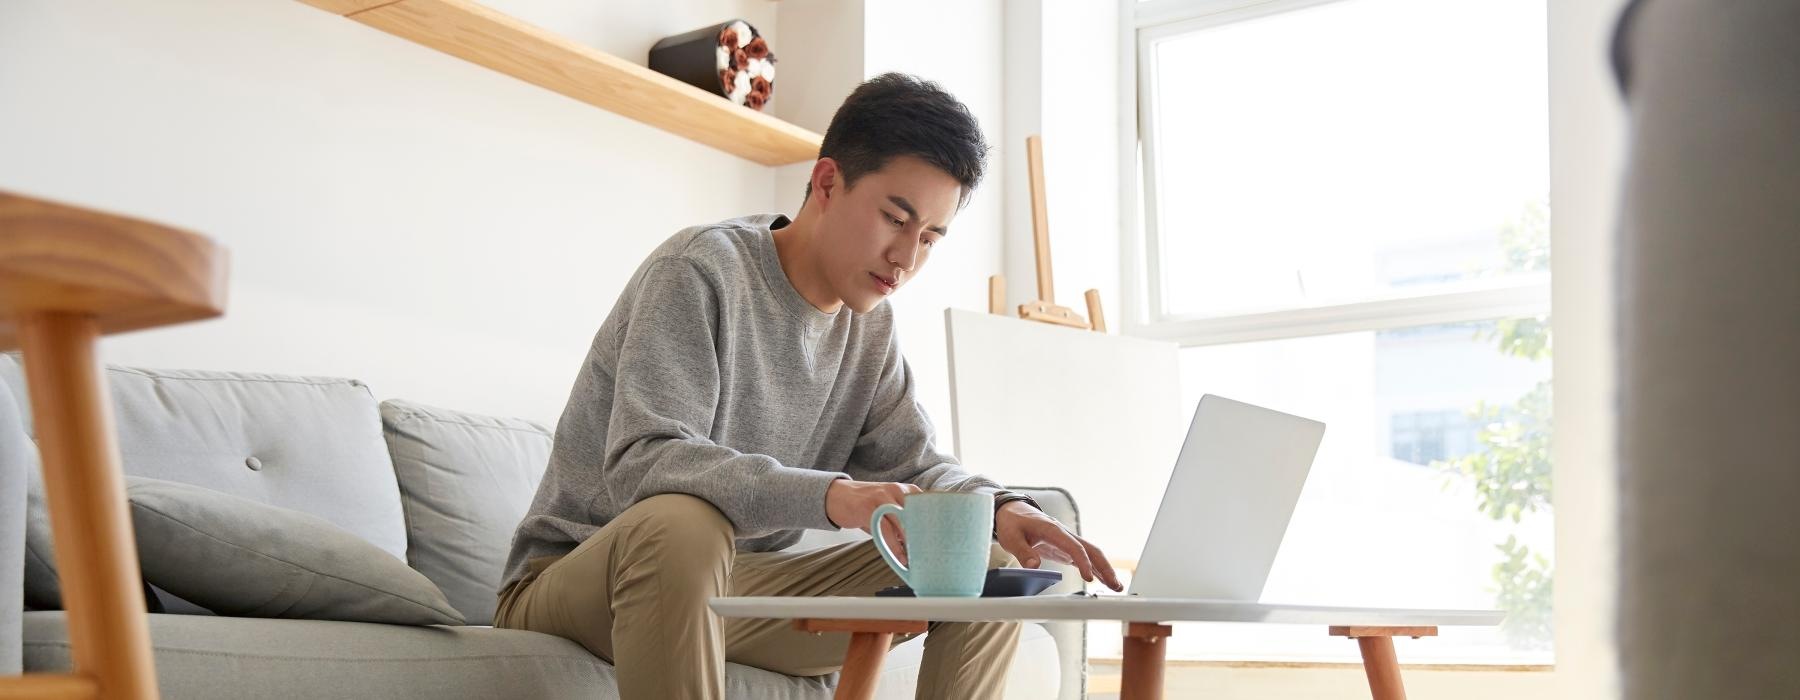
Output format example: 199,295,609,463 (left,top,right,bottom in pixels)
825,479,921,565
